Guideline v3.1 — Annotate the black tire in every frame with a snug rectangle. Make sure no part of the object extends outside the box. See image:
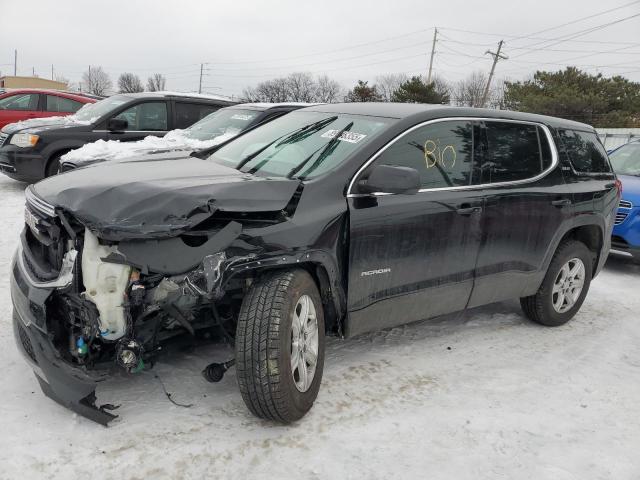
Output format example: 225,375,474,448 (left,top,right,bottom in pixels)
45,153,64,177
235,268,325,423
520,240,593,327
